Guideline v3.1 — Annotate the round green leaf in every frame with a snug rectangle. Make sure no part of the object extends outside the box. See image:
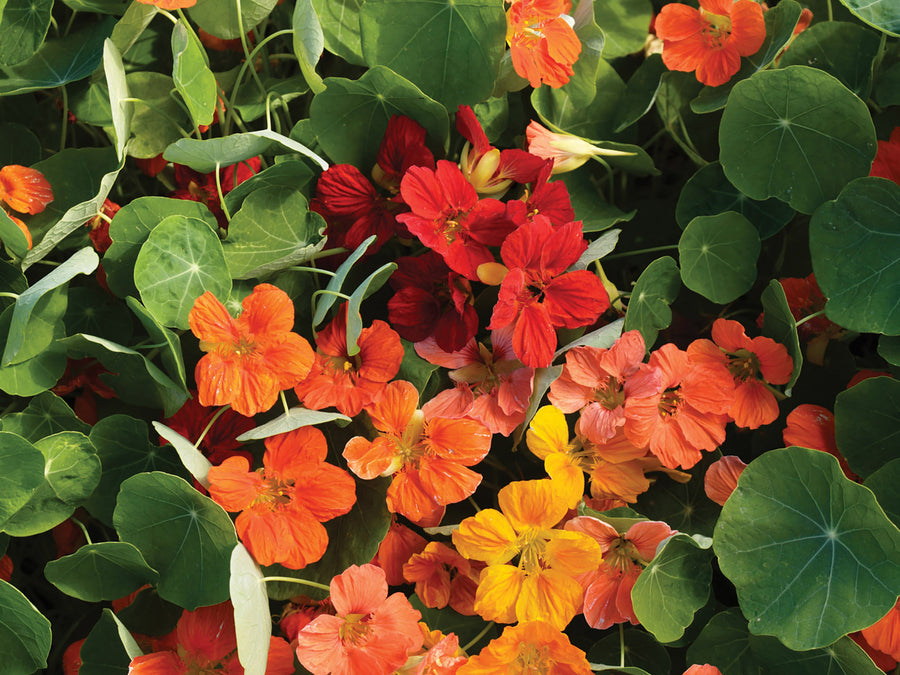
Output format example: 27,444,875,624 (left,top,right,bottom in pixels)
834,376,900,479
878,334,900,366
171,21,217,128
359,0,505,111
134,214,231,330
115,586,182,637
312,0,364,65
760,280,802,391
622,256,680,351
188,0,279,39
678,213,760,304
162,134,273,174
719,66,876,214
125,72,192,159
0,580,51,674
44,542,159,602
223,160,314,214
114,471,238,610
0,306,67,397
593,0,652,59
809,177,900,334
0,122,41,166
838,0,900,36
67,286,135,346
675,163,795,239
687,608,885,675
866,459,900,529
79,609,142,673
631,533,713,643
714,447,900,650
309,66,449,170
0,391,90,442
0,432,46,529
